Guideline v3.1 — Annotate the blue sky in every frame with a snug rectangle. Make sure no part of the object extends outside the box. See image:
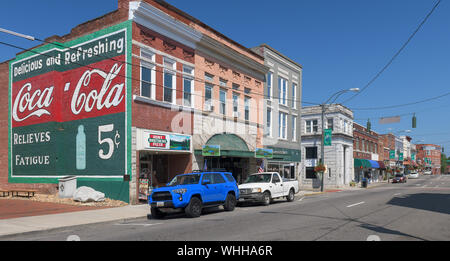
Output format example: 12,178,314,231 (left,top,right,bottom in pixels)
1,0,449,150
